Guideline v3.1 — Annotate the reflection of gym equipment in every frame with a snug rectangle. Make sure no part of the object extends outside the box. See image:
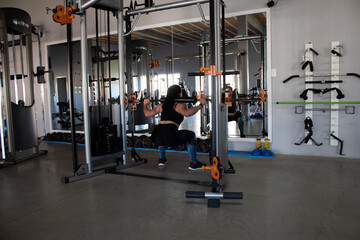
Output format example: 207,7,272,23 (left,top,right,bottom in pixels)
295,117,322,146
45,132,85,144
0,8,47,166
248,87,263,119
197,34,268,138
55,102,83,127
225,87,266,124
